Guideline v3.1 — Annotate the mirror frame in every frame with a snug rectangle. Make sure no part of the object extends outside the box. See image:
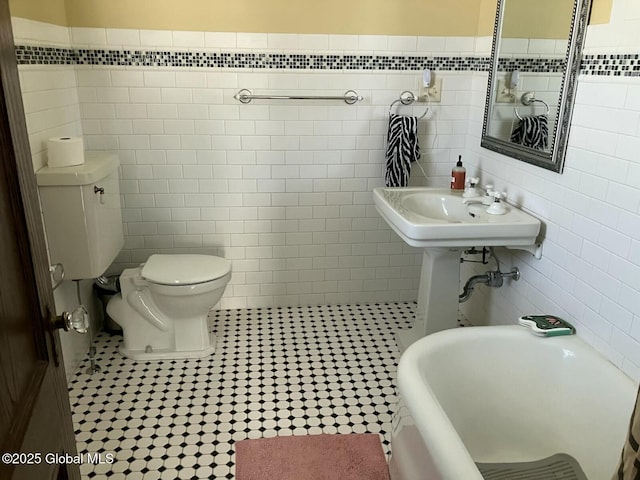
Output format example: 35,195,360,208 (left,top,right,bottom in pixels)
480,0,593,173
